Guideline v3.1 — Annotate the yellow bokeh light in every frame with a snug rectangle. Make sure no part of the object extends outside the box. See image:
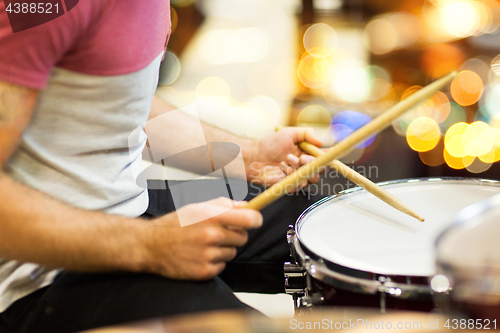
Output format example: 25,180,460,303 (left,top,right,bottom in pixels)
297,105,331,124
197,28,269,65
247,96,281,133
442,1,479,37
401,85,422,100
196,76,231,101
406,117,441,152
364,17,398,55
314,57,333,82
330,63,372,103
303,23,338,58
444,122,469,157
479,149,495,163
478,127,500,163
462,121,494,157
298,53,334,89
444,149,474,169
450,70,483,106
